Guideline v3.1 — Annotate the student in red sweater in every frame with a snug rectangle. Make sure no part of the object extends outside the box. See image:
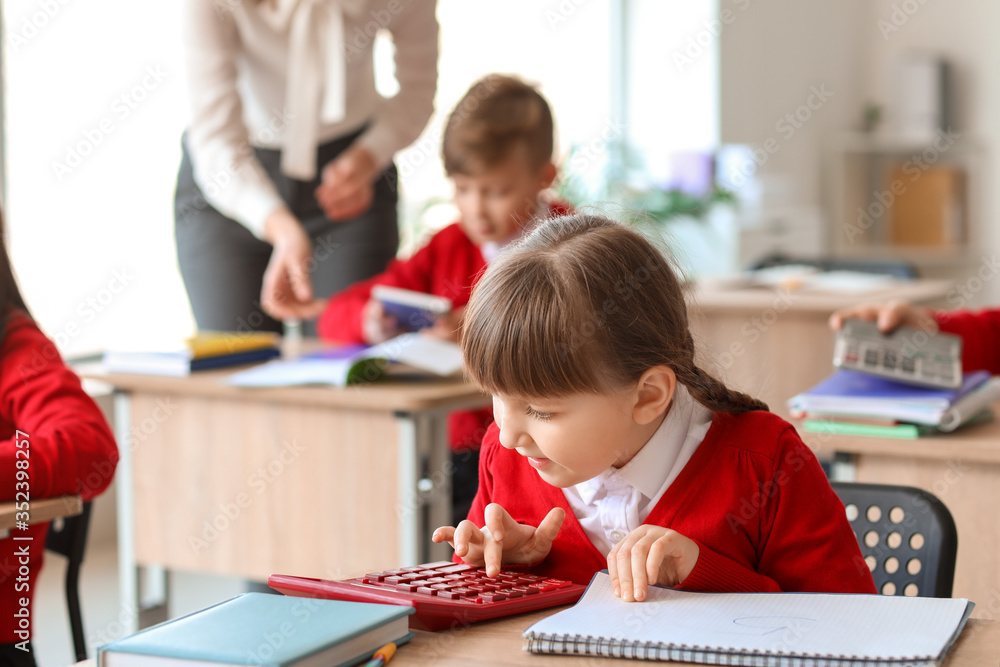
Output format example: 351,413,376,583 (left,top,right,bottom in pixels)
302,75,570,522
432,214,877,602
830,301,1000,375
0,211,119,665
